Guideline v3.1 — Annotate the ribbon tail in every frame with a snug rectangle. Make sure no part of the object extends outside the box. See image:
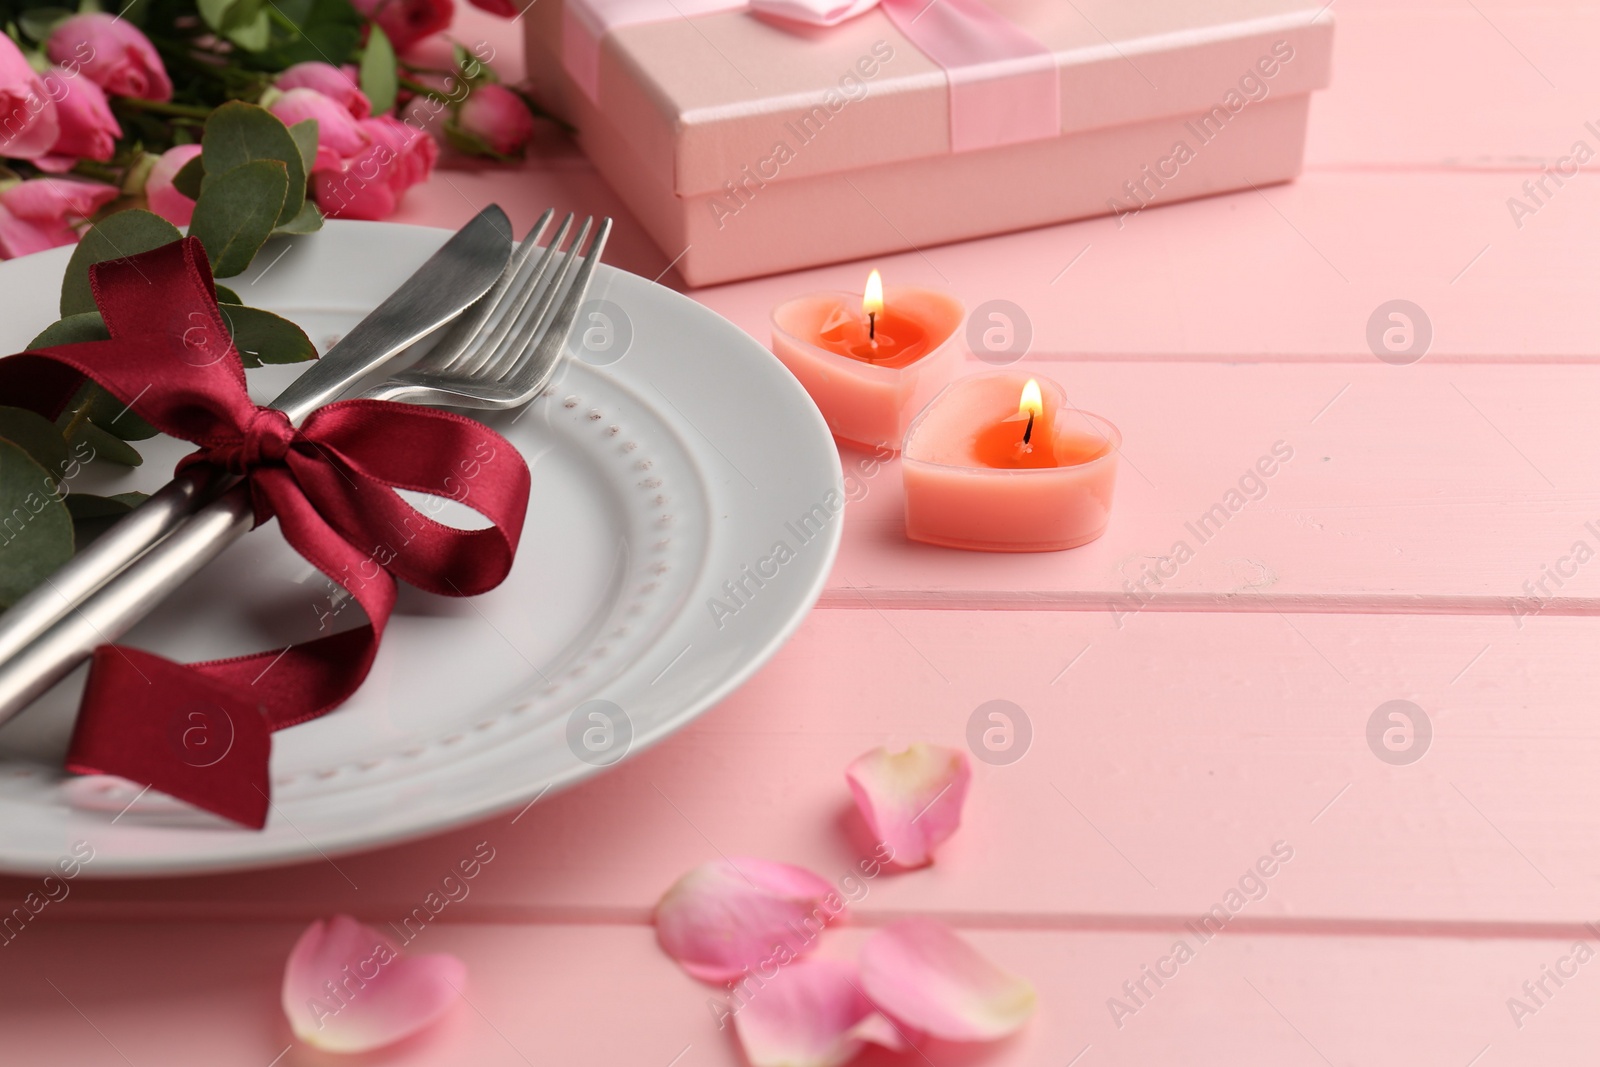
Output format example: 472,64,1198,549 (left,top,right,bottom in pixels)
65,647,276,829
879,0,1059,152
